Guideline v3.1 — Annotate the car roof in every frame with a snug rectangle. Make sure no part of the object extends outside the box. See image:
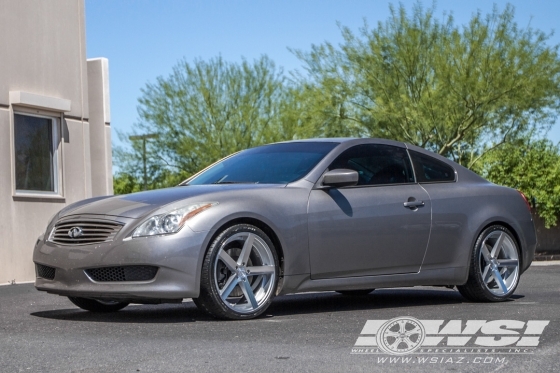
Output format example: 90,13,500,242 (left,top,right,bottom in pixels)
276,138,355,143
277,137,406,147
